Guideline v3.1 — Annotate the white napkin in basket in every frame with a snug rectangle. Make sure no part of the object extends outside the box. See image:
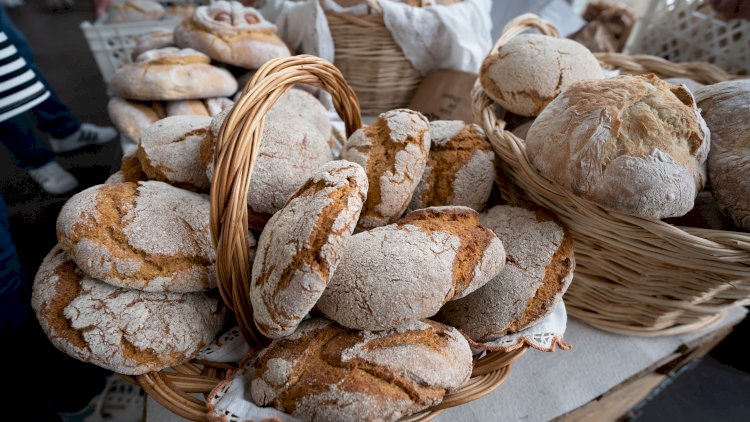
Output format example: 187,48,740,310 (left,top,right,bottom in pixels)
260,0,492,75
204,302,569,420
